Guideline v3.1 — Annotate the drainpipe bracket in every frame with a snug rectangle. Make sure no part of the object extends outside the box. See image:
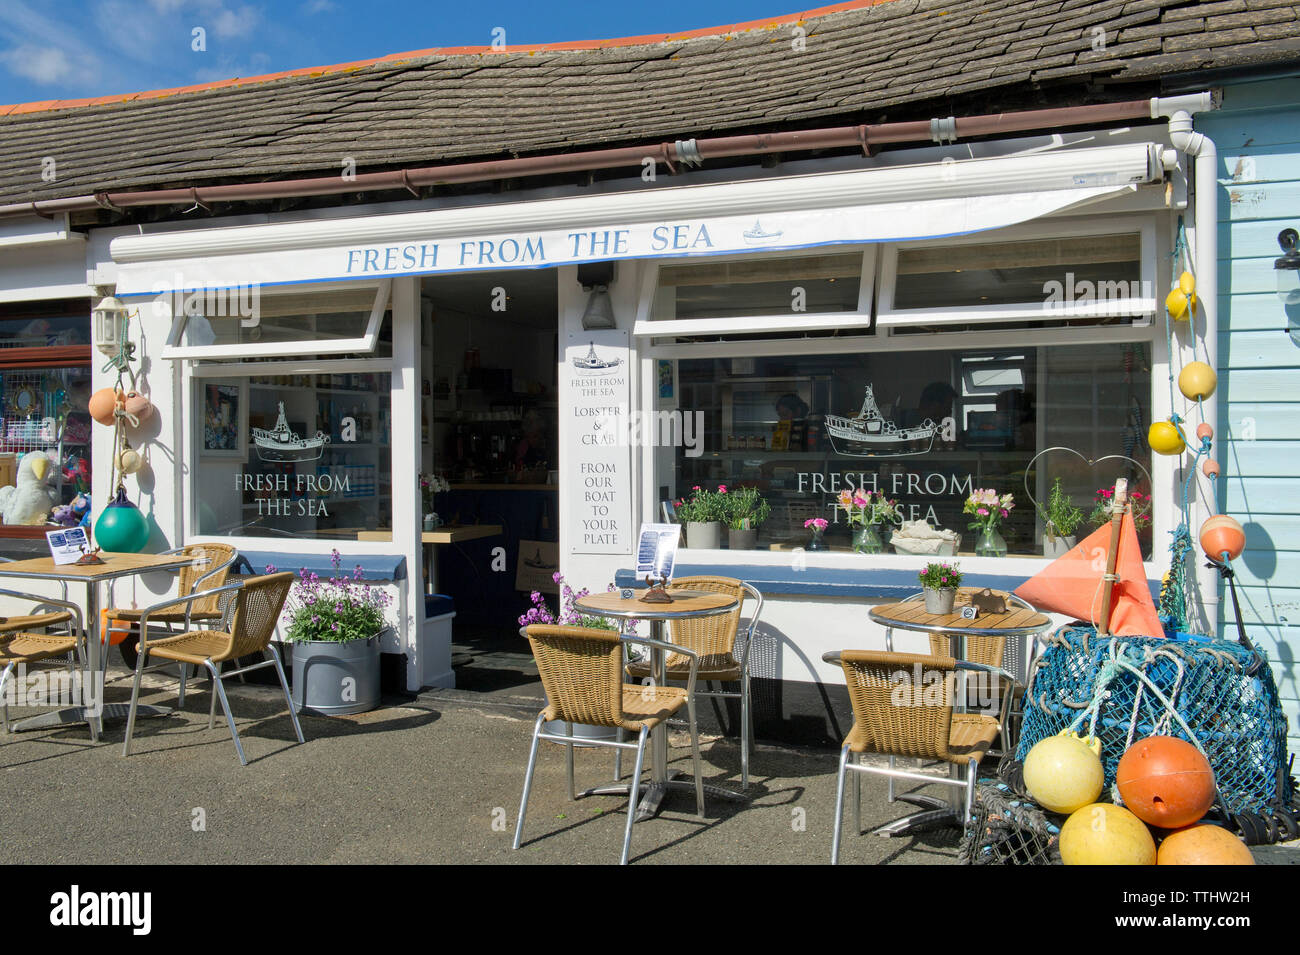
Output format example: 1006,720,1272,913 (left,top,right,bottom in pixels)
93,193,124,214
930,116,958,145
674,139,704,168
